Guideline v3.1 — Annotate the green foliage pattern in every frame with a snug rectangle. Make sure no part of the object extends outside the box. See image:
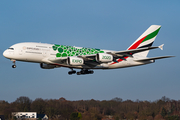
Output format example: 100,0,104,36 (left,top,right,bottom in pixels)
52,44,105,57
